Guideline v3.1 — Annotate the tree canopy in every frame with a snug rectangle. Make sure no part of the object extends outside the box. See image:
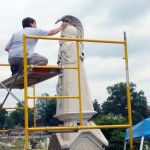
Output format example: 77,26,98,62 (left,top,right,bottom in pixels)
0,108,7,129
5,103,33,129
36,93,62,126
101,82,149,124
92,99,102,118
